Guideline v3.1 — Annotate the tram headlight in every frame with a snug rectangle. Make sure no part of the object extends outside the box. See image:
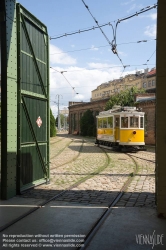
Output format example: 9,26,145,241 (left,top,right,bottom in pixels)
133,131,136,135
